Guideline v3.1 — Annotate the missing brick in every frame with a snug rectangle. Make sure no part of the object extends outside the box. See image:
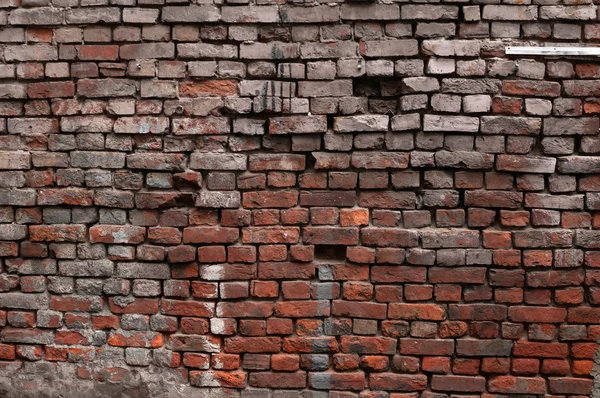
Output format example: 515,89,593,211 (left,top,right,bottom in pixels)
314,245,347,263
